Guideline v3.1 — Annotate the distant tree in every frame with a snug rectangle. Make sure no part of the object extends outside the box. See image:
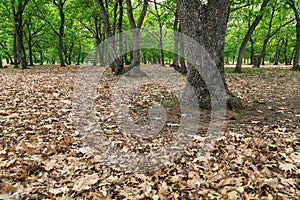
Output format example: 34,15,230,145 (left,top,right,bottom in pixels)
254,2,295,68
235,0,270,72
286,0,300,70
3,0,31,68
125,0,149,76
23,3,45,66
96,0,123,74
52,0,67,66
